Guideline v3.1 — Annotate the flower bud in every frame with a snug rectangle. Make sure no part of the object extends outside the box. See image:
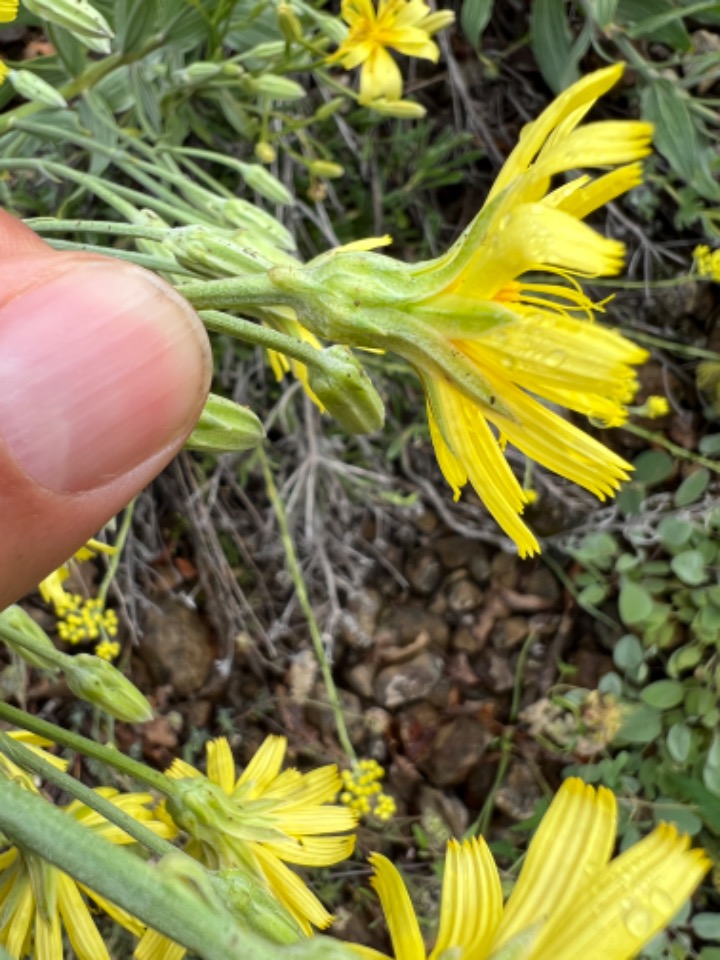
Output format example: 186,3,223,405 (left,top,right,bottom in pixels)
176,62,224,84
308,346,384,434
23,0,114,54
314,97,345,121
213,869,304,944
369,98,427,120
308,160,344,179
64,654,153,723
254,141,277,164
186,394,265,455
238,40,286,61
237,162,292,205
8,69,67,107
244,74,305,101
277,4,303,43
216,198,295,251
166,225,294,278
0,606,58,671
